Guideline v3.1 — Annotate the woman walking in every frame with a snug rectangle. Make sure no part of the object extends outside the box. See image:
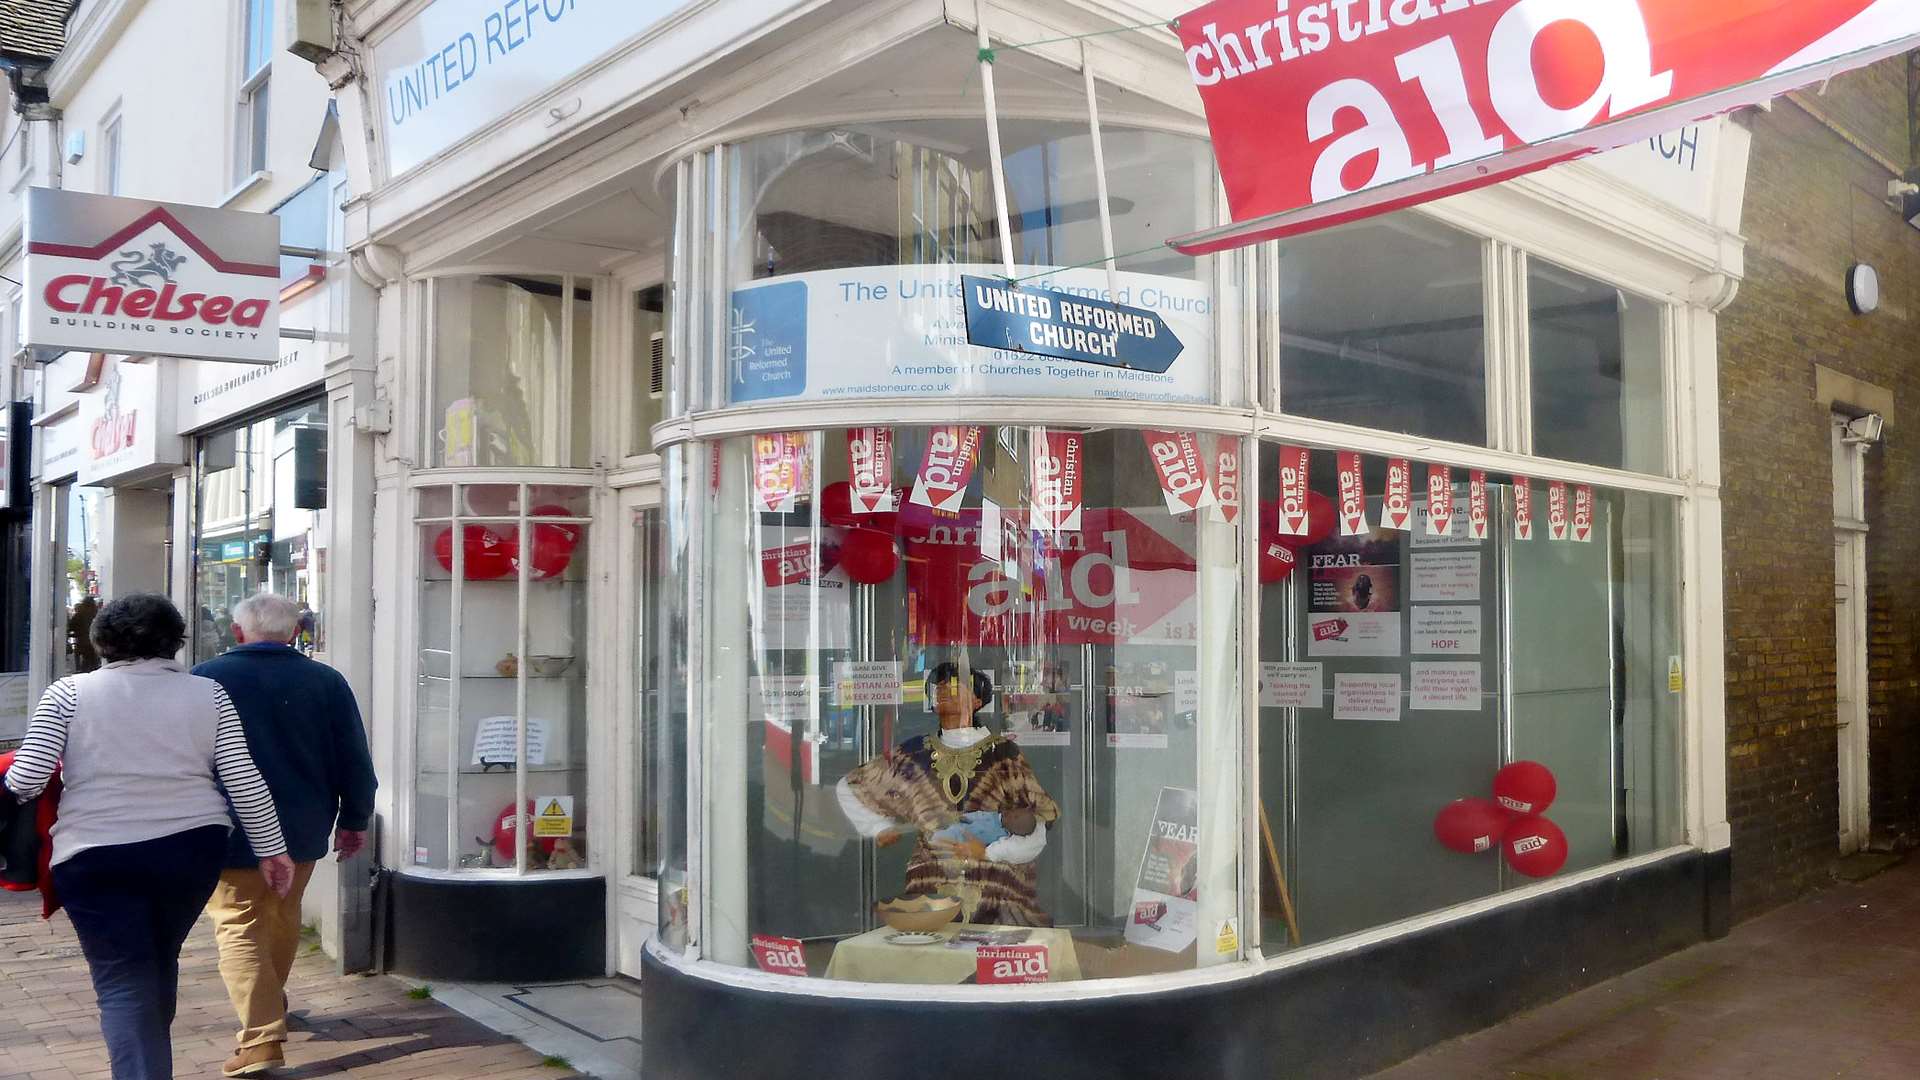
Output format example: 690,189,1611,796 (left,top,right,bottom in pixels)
3,594,292,1080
